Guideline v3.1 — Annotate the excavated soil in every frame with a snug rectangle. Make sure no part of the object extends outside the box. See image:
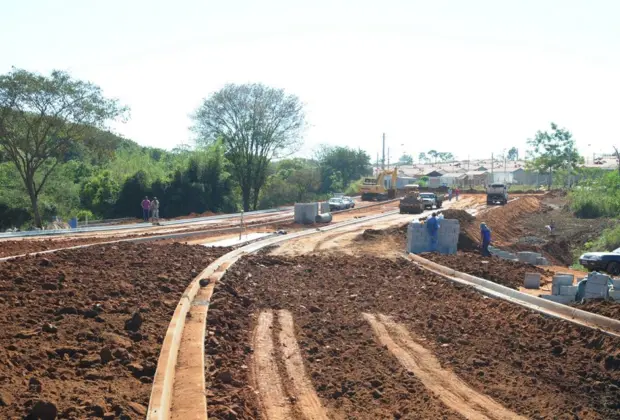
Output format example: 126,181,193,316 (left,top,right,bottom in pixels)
423,251,553,289
207,254,620,419
0,242,228,419
573,300,620,321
